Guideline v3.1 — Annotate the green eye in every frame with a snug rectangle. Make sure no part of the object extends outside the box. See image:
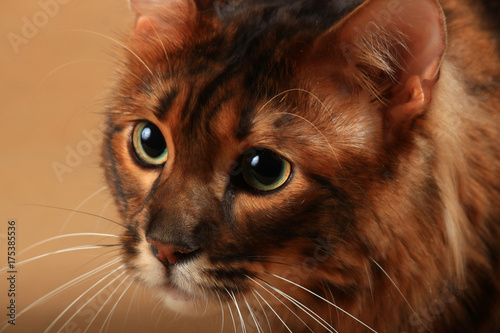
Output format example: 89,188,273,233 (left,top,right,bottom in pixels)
132,121,168,165
242,148,291,191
